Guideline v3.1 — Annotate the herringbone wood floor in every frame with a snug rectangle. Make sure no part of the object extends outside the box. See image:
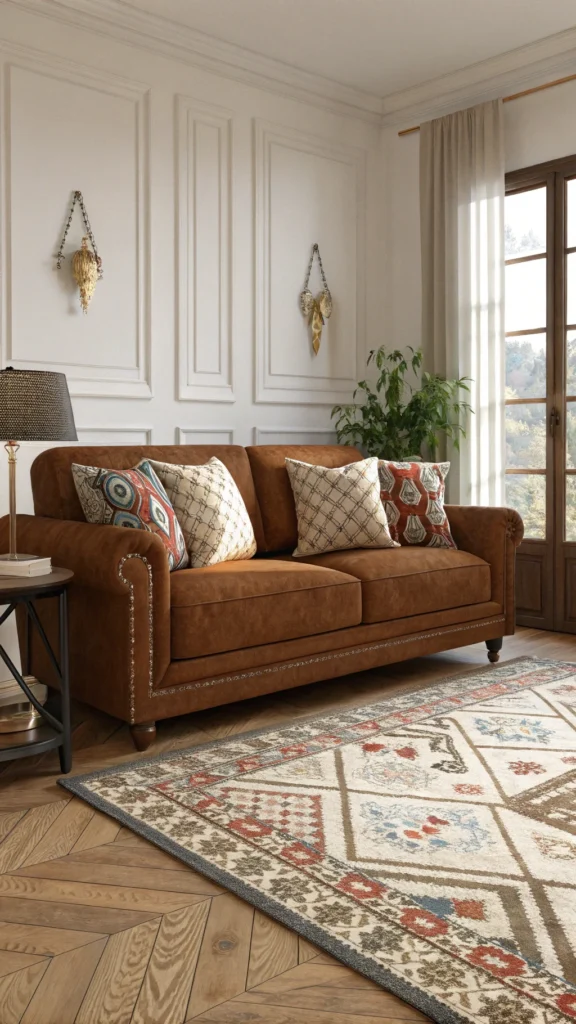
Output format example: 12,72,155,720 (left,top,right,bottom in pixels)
0,628,574,1023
